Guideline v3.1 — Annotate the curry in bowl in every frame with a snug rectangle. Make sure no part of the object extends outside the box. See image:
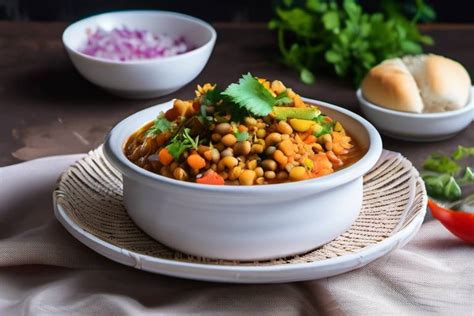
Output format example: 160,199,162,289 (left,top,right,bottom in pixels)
124,74,363,185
